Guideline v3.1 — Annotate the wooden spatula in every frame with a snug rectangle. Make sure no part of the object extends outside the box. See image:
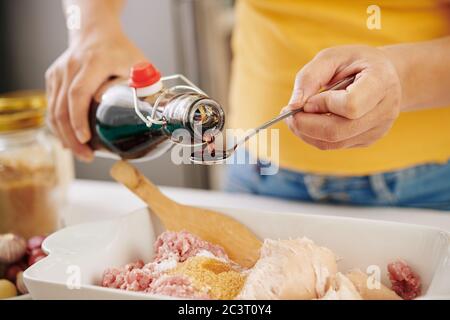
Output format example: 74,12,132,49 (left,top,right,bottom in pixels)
110,161,262,268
